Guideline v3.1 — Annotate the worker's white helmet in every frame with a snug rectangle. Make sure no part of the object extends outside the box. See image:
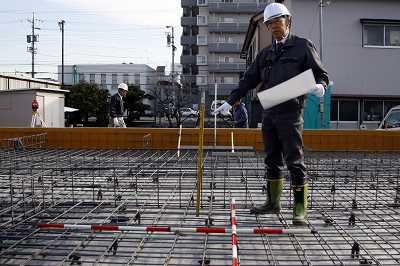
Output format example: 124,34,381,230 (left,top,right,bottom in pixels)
118,83,128,91
264,3,291,23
